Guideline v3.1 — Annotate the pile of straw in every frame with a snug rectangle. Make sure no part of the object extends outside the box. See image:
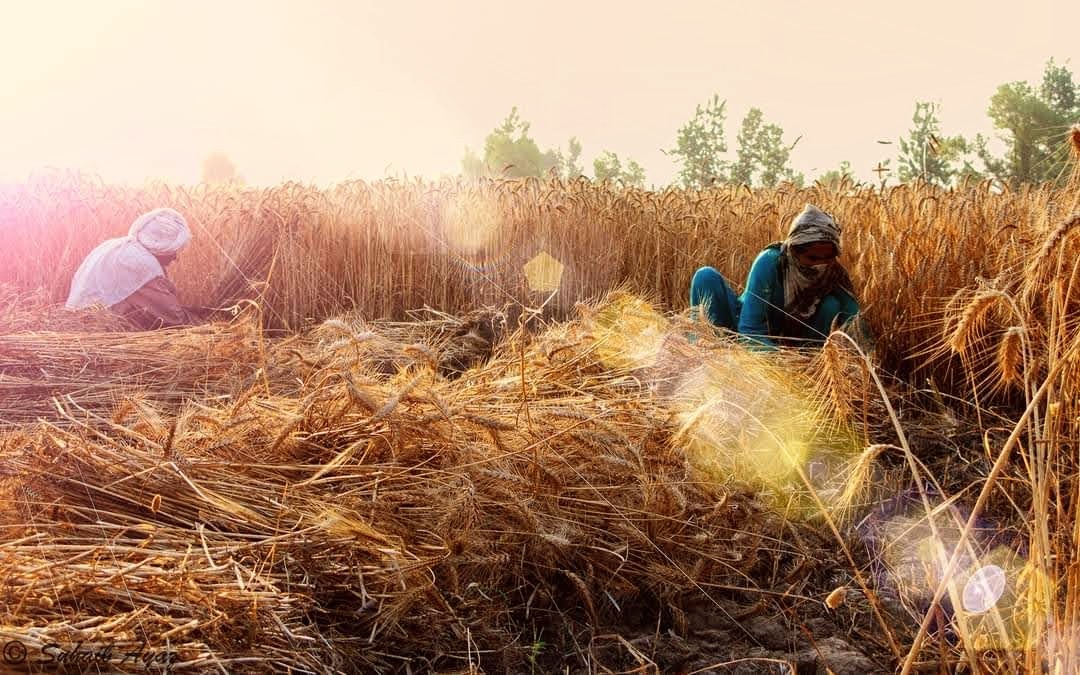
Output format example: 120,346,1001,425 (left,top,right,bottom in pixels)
0,318,265,427
0,291,510,428
0,295,873,672
0,284,134,333
296,305,509,379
